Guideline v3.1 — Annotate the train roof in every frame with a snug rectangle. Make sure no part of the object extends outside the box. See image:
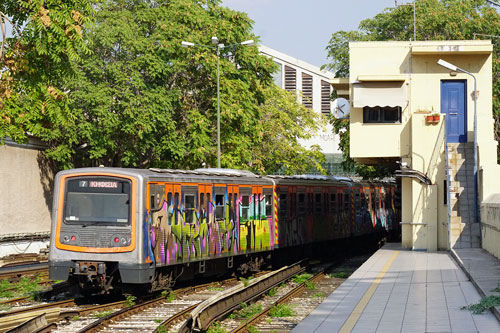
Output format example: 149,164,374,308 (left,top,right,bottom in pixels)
56,167,396,188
